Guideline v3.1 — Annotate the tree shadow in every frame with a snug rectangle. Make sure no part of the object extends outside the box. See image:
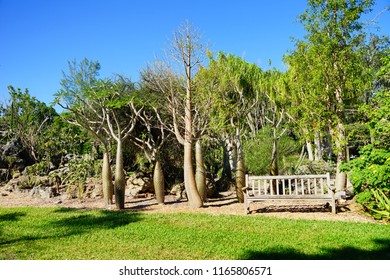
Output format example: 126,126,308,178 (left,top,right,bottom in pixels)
0,208,142,246
240,238,390,260
51,207,142,235
0,212,27,222
250,204,332,214
0,211,27,243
